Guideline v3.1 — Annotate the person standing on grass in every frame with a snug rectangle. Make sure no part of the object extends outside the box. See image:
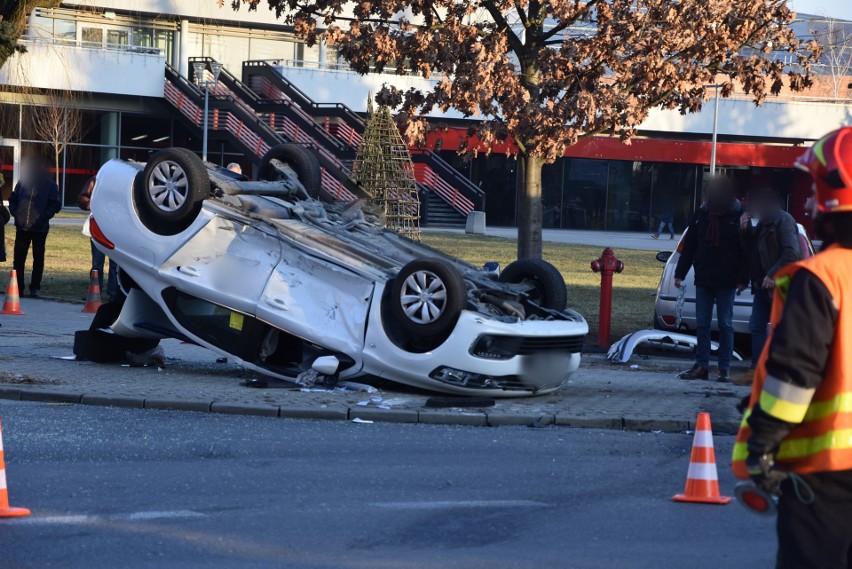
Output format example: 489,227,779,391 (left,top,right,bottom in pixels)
674,176,748,382
77,176,118,300
734,187,803,386
9,156,60,298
